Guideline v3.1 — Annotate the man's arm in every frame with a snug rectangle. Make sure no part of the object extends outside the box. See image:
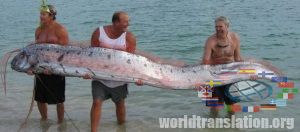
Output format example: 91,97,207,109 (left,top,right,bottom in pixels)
125,31,143,85
91,28,100,47
83,28,101,79
56,26,69,45
233,33,242,61
27,28,41,75
126,31,136,53
201,38,213,65
35,28,41,41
